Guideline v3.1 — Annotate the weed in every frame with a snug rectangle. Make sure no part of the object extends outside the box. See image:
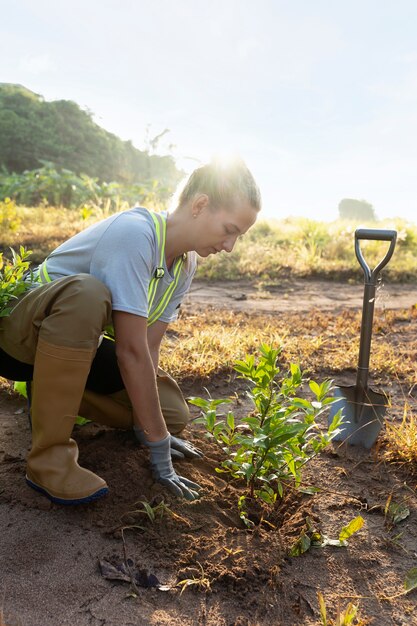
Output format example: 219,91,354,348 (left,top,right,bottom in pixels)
0,246,34,317
317,592,367,625
0,198,21,233
384,402,417,465
222,546,243,557
290,515,365,556
176,562,211,595
120,498,190,530
383,494,410,530
237,495,255,529
379,567,417,600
